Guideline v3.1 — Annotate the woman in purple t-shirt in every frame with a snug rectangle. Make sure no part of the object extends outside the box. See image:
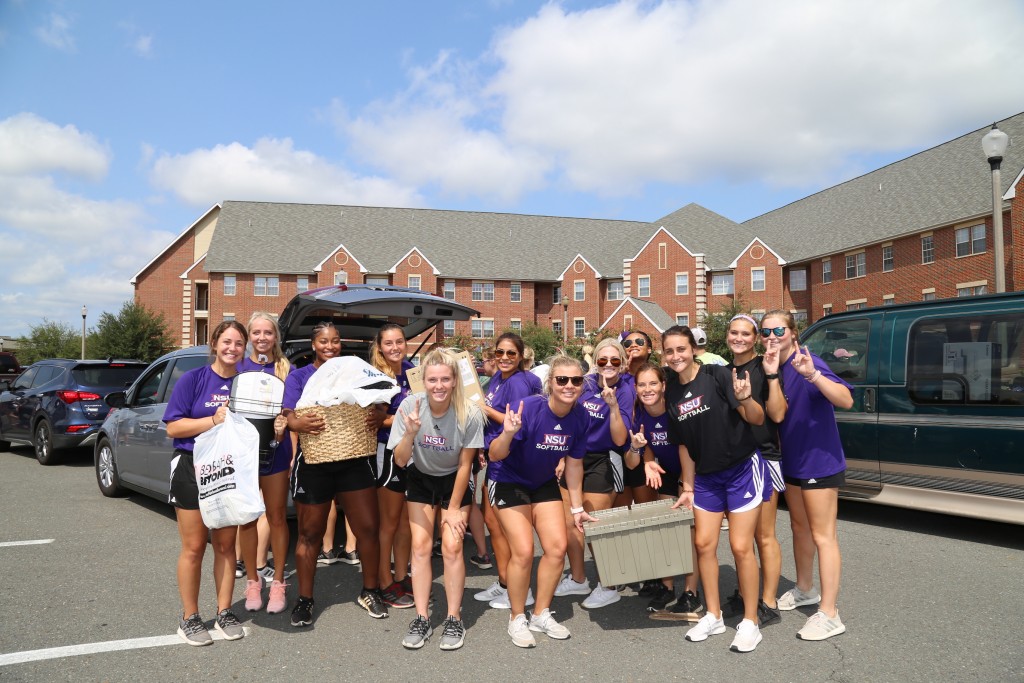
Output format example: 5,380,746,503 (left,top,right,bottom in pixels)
761,310,853,642
488,355,593,648
163,320,250,646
